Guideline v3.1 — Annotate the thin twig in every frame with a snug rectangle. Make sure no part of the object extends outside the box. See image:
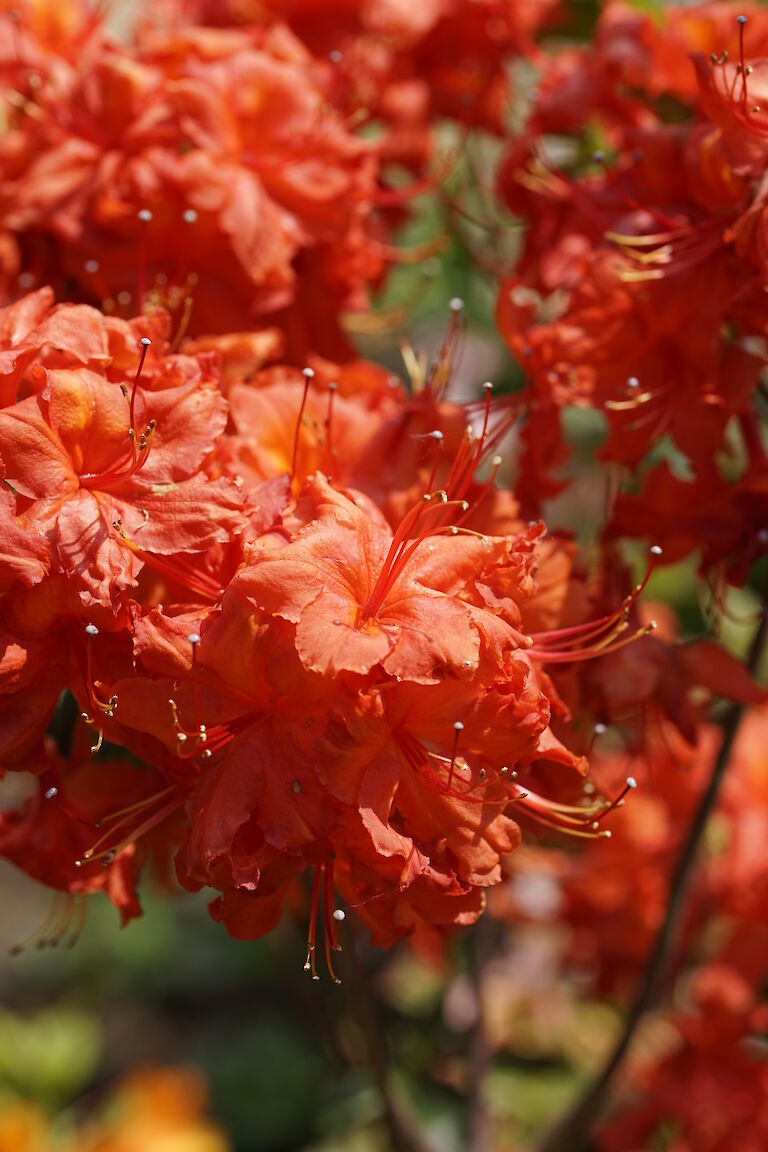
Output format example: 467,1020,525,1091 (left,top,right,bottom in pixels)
346,932,444,1152
468,915,494,1152
536,600,768,1152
